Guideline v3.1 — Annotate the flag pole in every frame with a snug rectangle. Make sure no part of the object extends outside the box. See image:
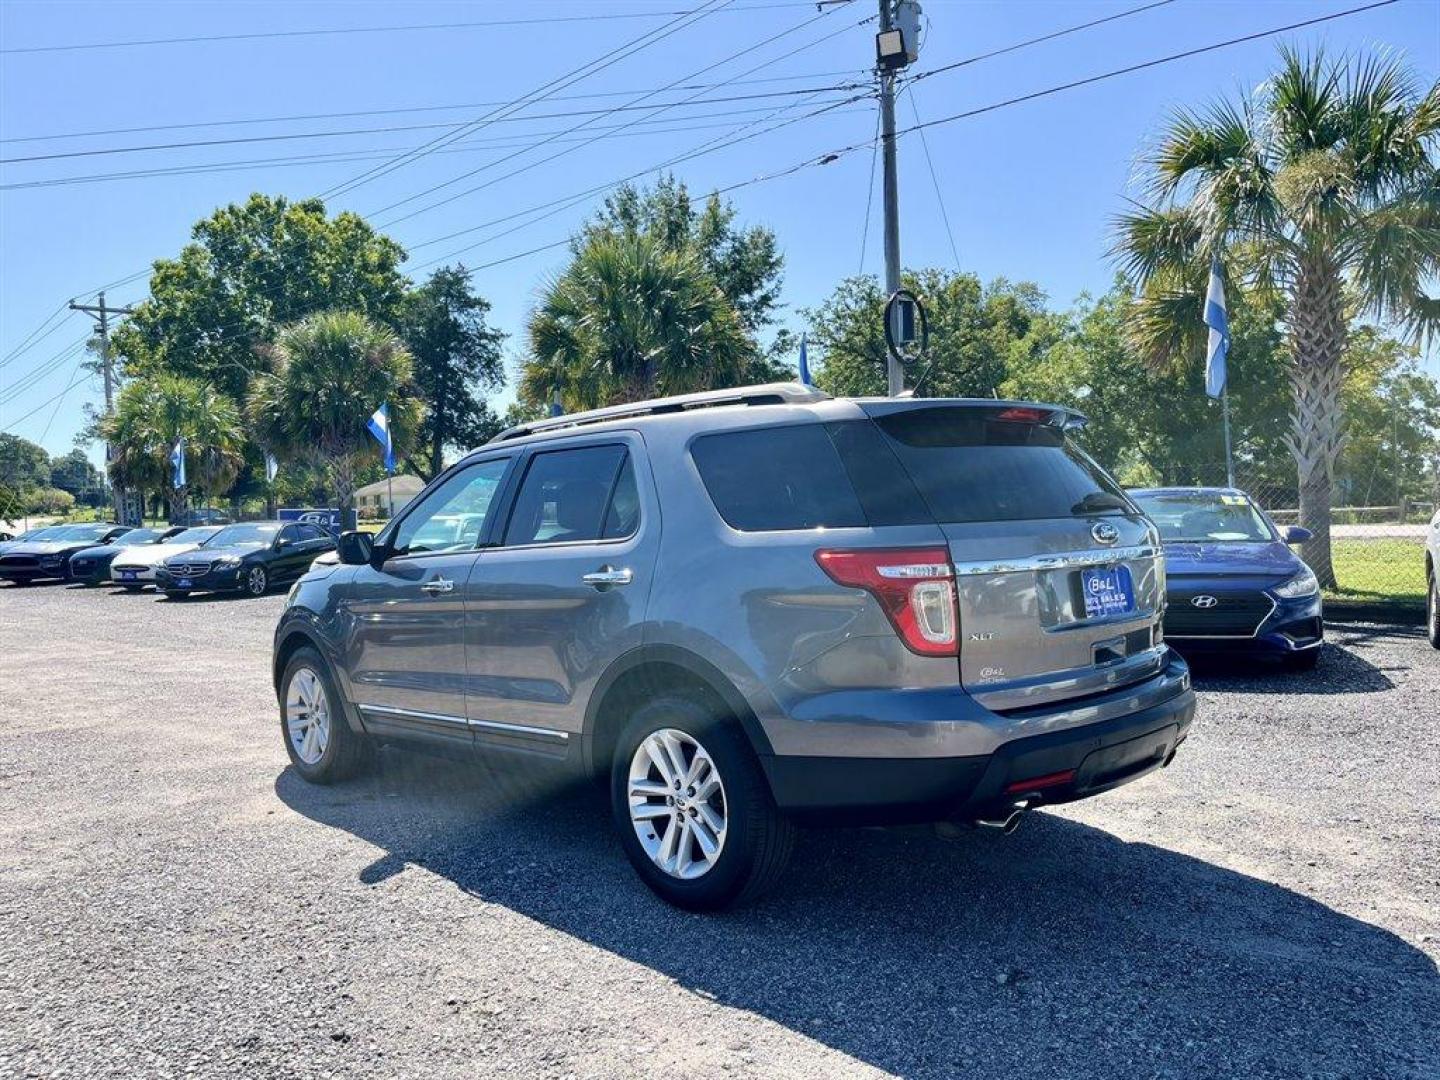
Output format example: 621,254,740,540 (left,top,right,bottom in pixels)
1221,387,1235,488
